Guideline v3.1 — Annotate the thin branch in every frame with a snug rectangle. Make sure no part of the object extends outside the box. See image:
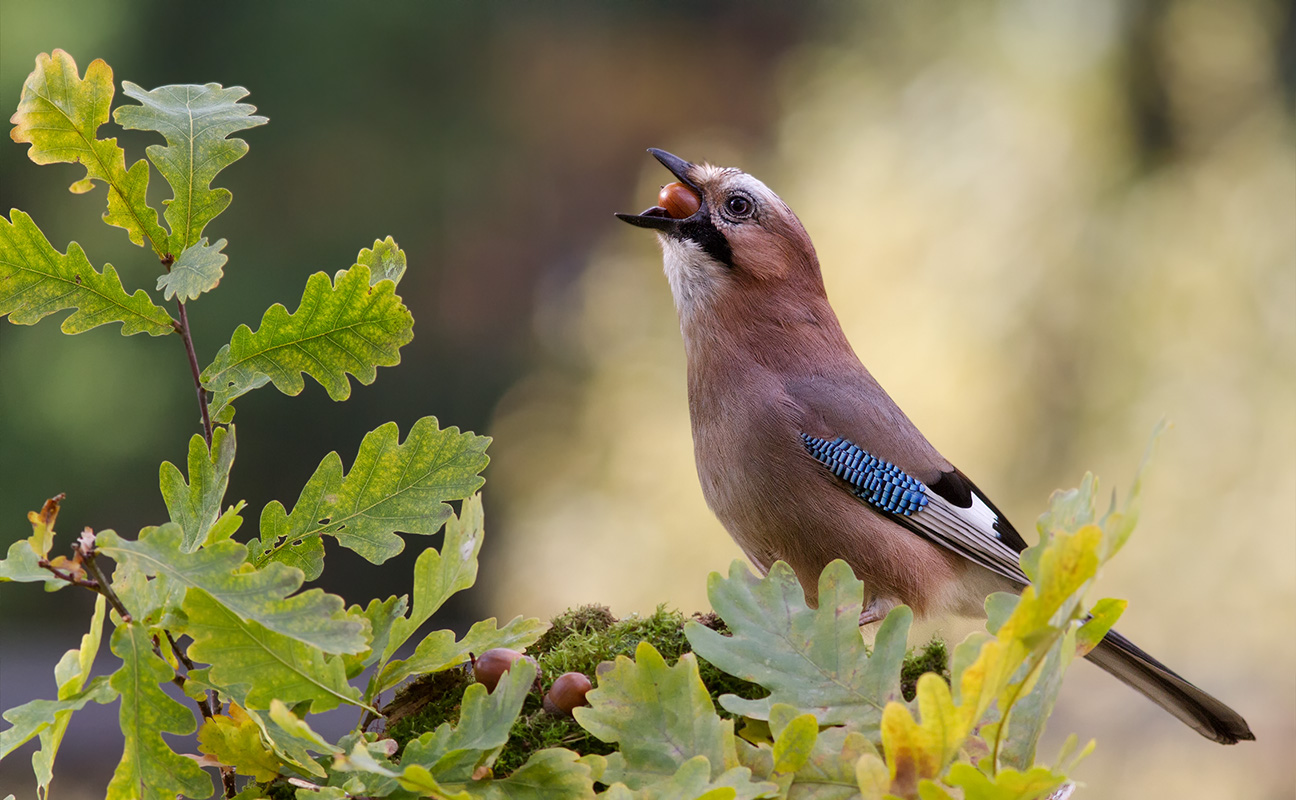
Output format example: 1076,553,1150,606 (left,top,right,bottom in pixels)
160,258,231,797
175,300,214,447
36,560,99,590
74,532,133,622
163,631,218,718
163,634,237,798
